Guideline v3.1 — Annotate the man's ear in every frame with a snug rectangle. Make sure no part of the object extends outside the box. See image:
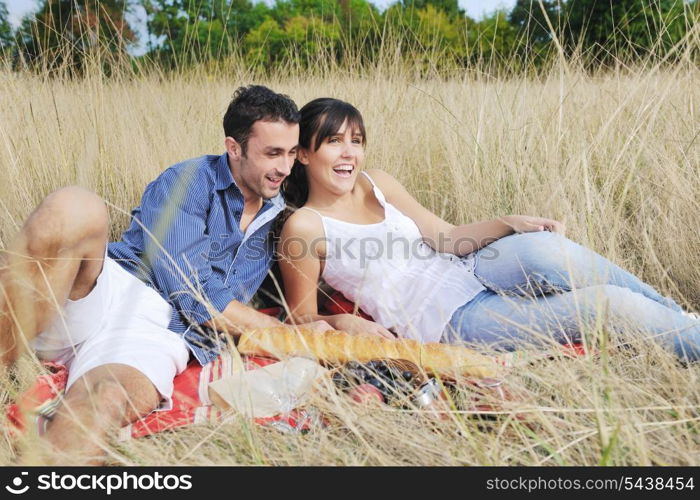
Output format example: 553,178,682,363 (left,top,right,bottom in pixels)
225,136,242,161
297,148,310,165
